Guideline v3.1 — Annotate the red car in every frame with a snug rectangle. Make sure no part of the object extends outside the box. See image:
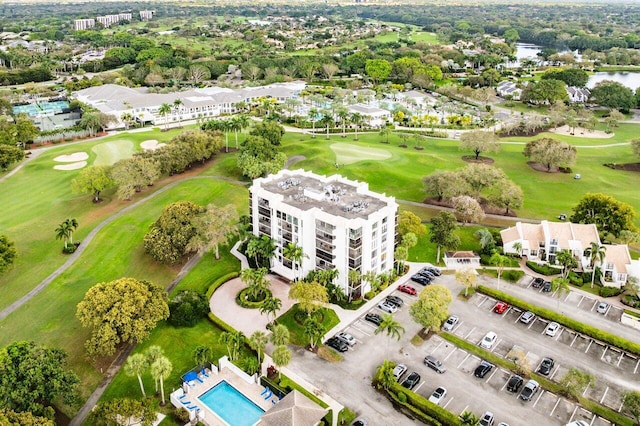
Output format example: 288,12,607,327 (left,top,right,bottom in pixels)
398,284,417,296
493,301,509,314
